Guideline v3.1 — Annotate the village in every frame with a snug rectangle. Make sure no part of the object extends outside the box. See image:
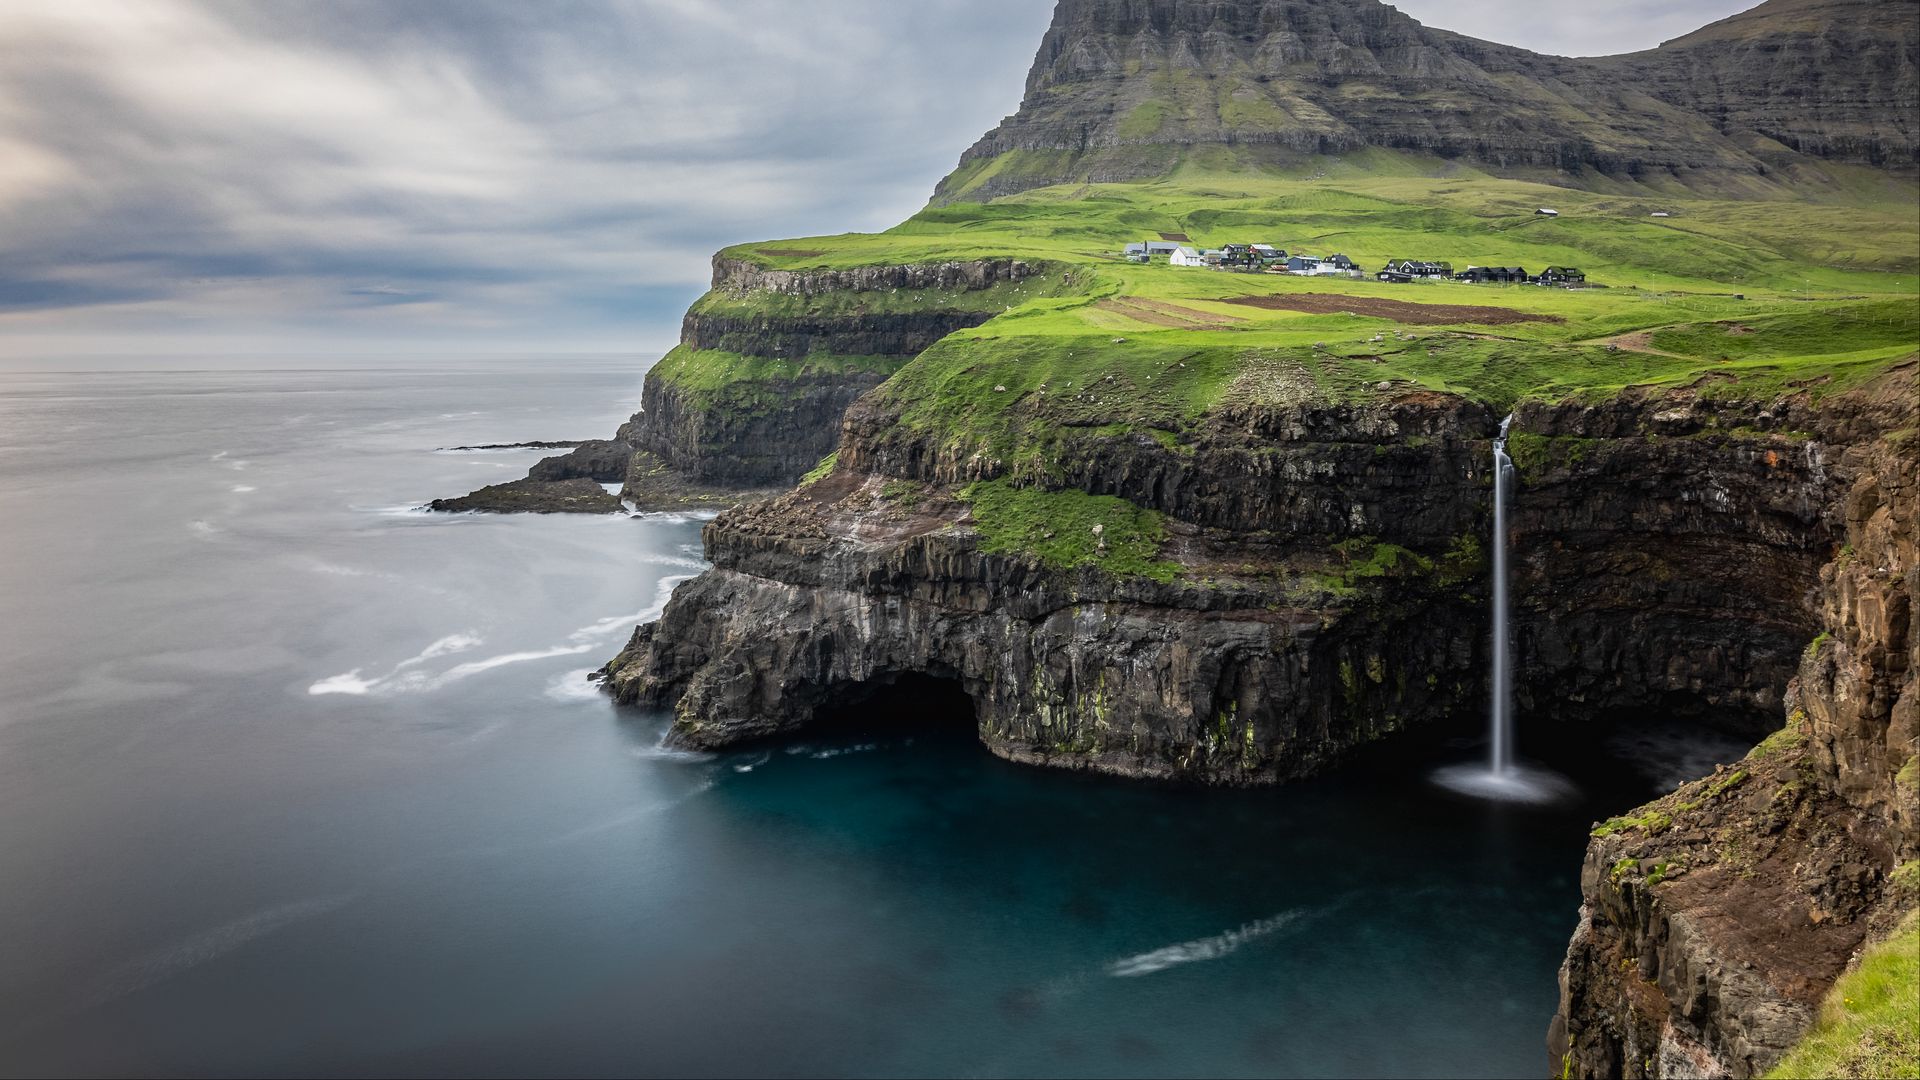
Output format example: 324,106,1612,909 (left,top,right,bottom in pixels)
1122,208,1593,287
